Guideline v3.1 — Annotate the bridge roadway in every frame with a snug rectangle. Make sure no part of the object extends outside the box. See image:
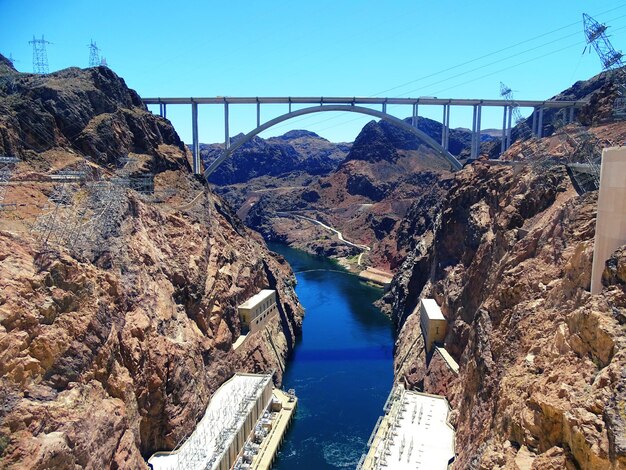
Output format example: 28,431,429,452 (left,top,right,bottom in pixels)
141,96,588,175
